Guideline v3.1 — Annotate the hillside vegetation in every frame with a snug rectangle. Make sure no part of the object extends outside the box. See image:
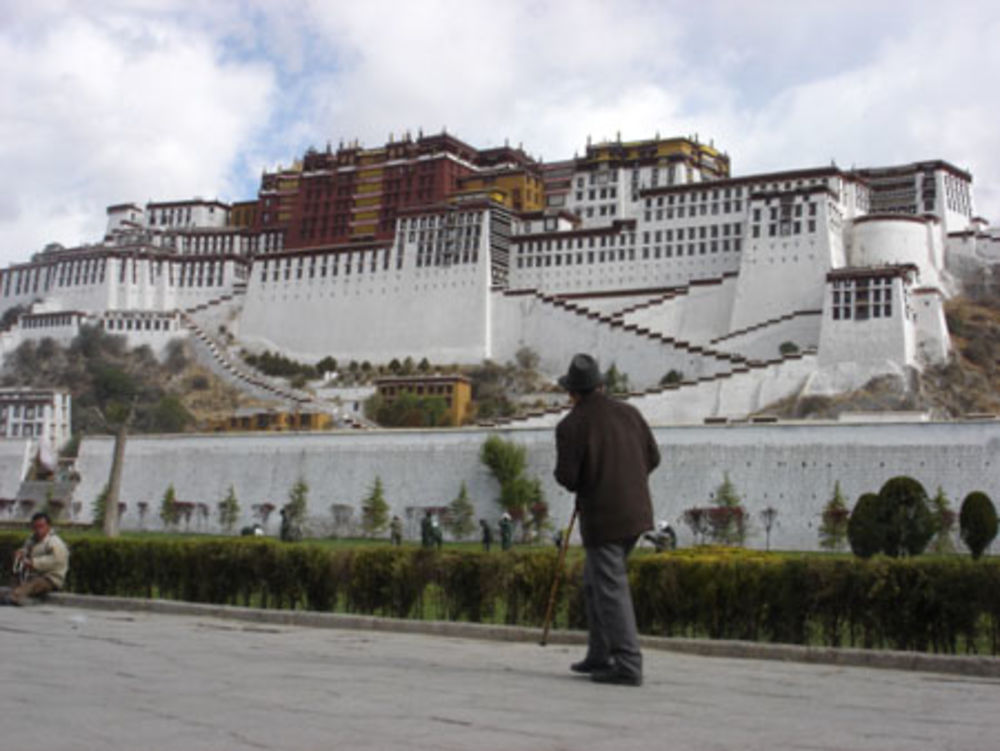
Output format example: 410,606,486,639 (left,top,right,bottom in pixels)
763,292,1000,419
1,326,248,438
7,292,999,436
